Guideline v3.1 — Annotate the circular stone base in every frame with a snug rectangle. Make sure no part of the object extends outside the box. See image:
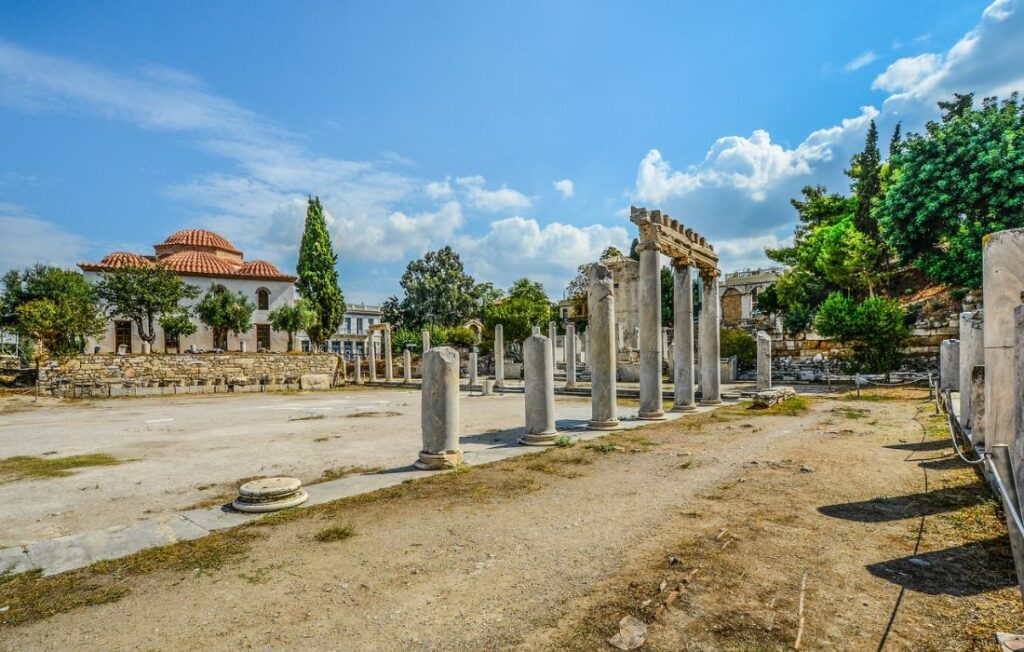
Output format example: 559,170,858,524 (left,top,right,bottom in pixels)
588,419,621,431
671,403,698,412
232,477,308,513
701,399,724,406
638,411,668,421
415,450,464,470
520,432,558,446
